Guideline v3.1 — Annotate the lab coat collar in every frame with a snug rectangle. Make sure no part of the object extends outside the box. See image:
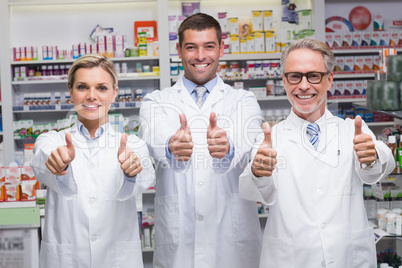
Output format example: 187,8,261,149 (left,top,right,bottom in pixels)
69,121,117,160
282,109,339,163
173,74,226,113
